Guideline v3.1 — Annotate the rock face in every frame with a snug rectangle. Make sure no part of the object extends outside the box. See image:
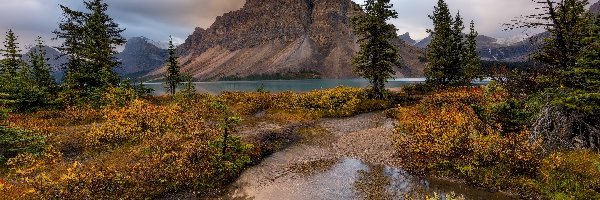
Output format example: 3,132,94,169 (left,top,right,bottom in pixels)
116,37,167,77
591,0,600,15
399,32,416,45
148,0,426,81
